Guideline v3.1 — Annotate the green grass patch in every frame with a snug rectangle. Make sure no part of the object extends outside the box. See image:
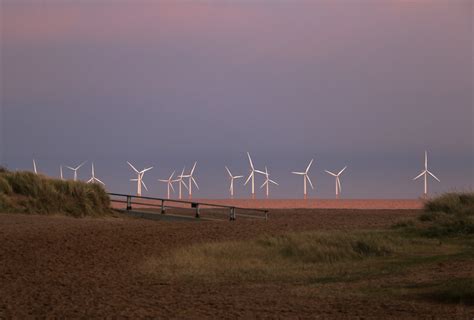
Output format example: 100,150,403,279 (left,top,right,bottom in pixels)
0,168,112,217
142,230,456,284
393,192,474,238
